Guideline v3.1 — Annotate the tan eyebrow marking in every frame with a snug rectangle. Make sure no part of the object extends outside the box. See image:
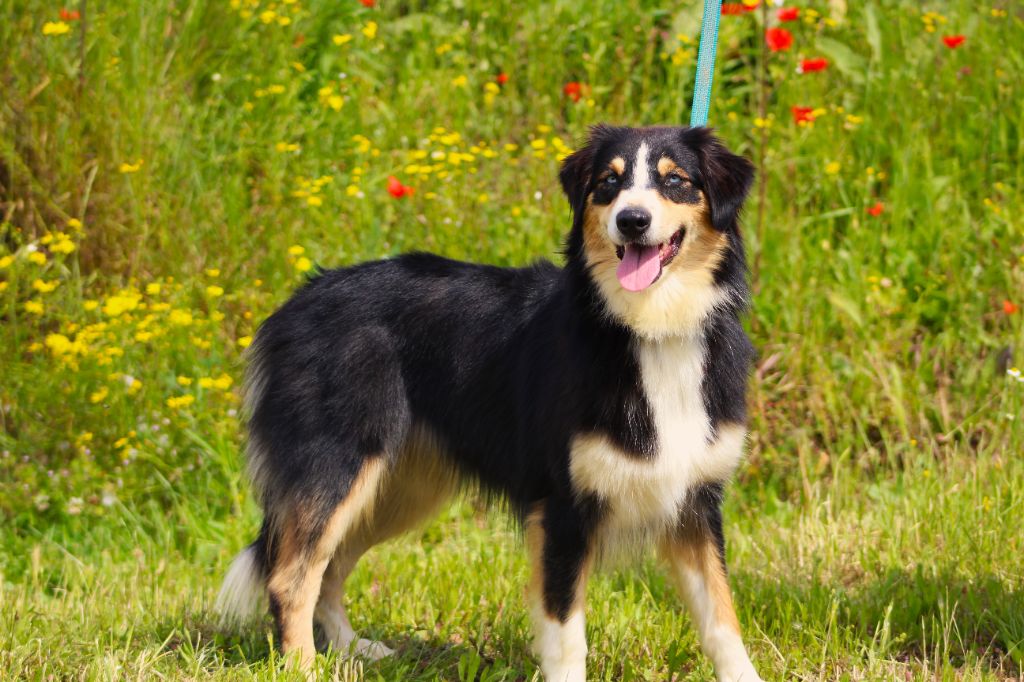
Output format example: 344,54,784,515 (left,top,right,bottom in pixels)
609,157,625,175
657,156,688,178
